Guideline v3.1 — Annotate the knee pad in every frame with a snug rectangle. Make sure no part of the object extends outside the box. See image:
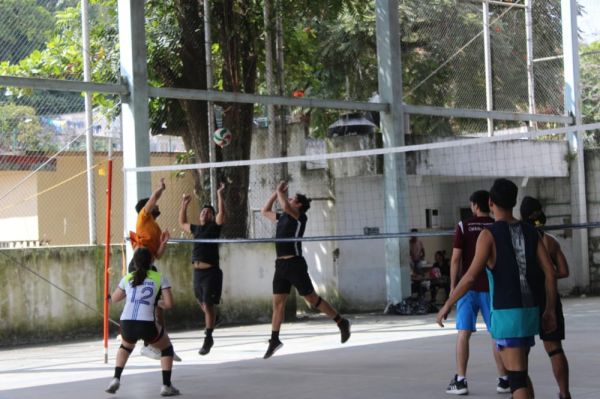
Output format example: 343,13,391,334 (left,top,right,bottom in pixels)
119,344,133,354
548,348,564,358
313,296,322,309
507,370,528,393
161,345,174,357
